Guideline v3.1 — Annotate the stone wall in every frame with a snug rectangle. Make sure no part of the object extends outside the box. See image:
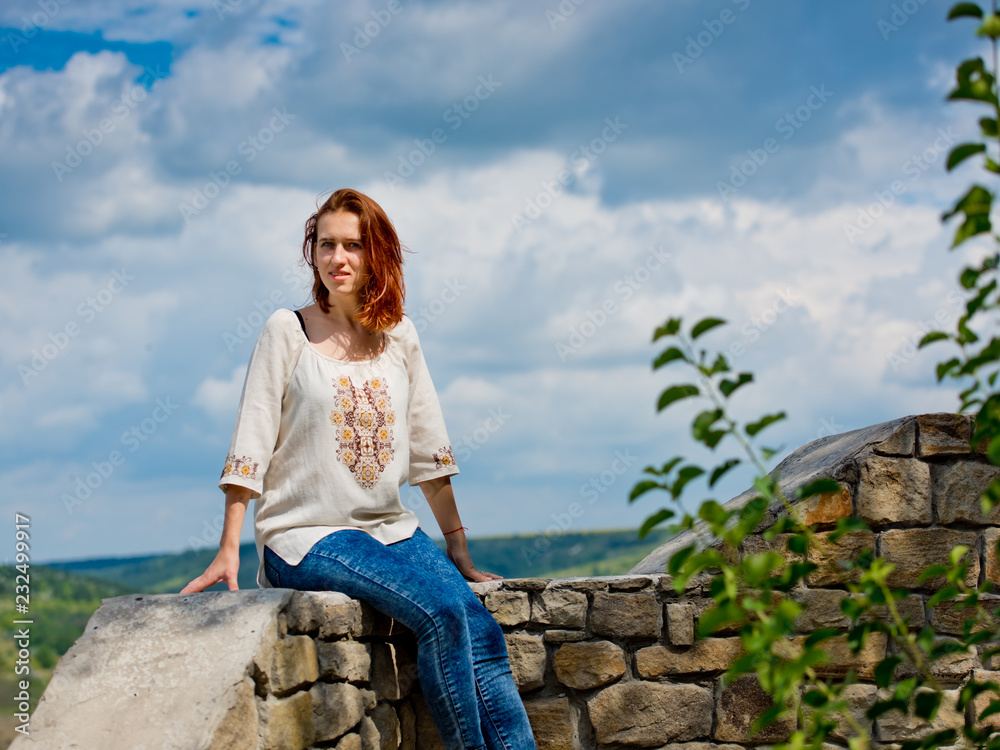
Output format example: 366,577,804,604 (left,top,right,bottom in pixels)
14,413,1000,750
